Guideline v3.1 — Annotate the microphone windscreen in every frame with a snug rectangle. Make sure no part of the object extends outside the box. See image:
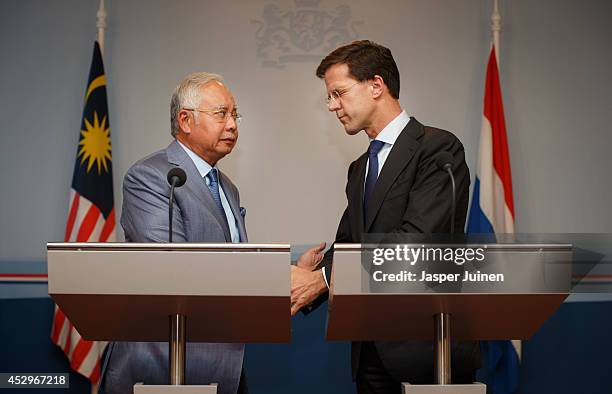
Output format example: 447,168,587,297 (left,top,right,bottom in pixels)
435,152,454,171
167,167,187,187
